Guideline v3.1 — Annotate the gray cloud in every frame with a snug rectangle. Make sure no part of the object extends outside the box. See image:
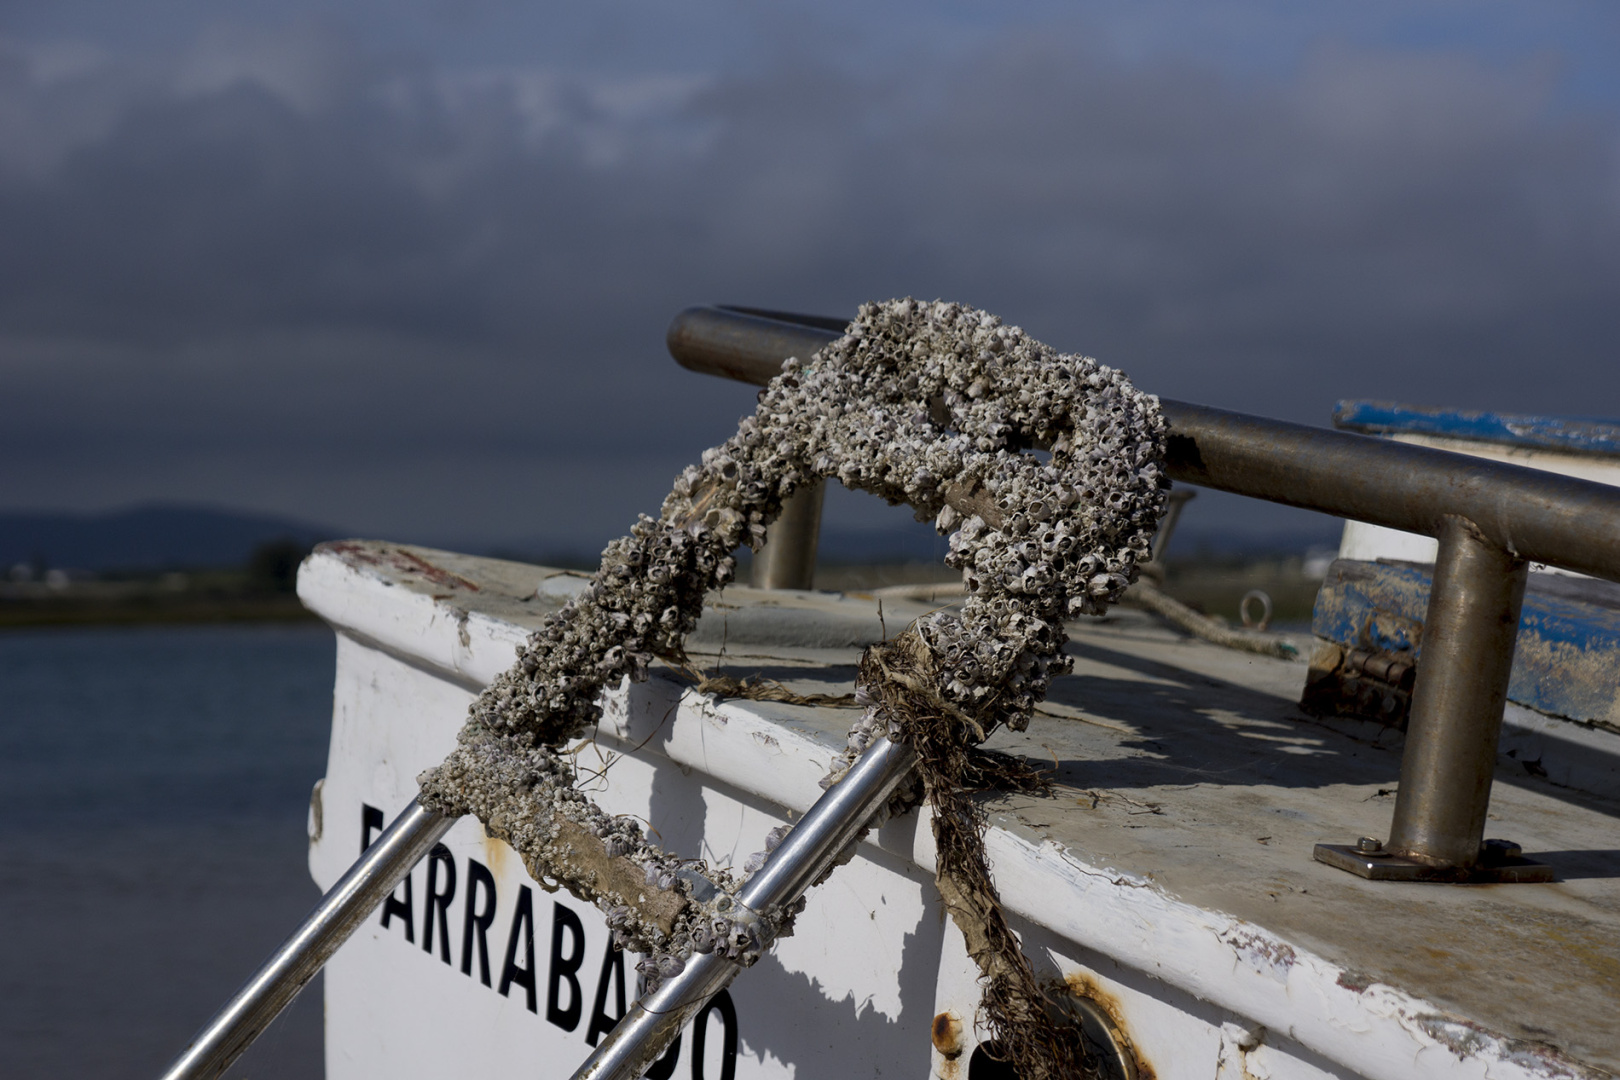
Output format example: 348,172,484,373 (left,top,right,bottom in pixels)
0,18,1616,551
